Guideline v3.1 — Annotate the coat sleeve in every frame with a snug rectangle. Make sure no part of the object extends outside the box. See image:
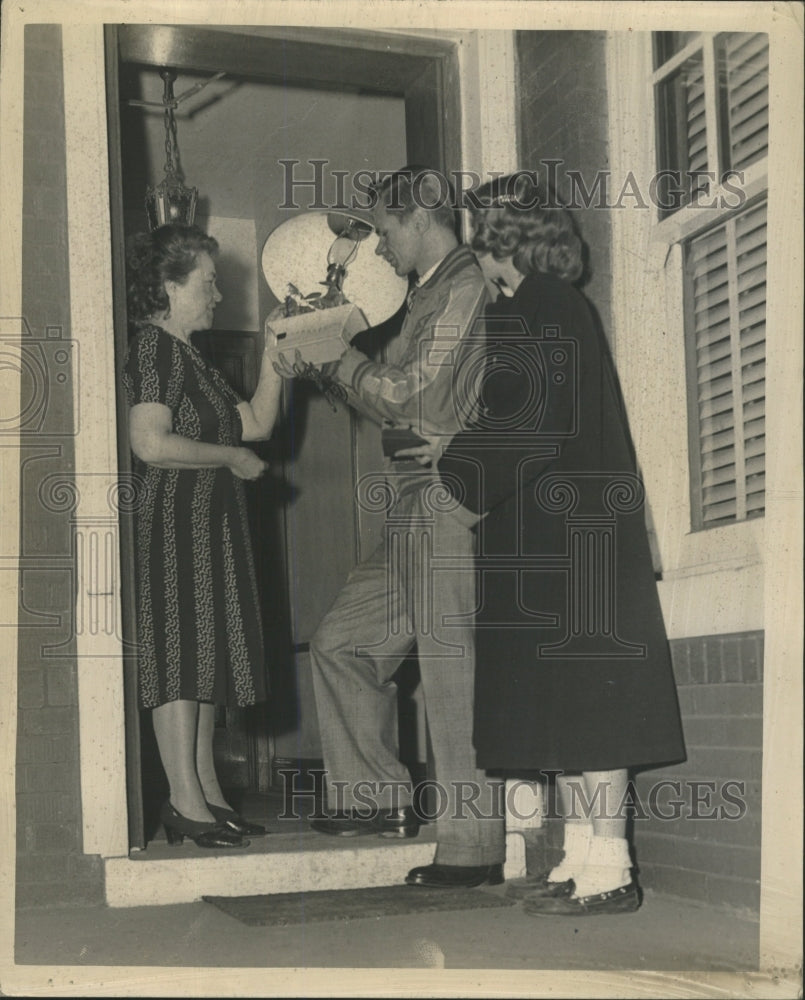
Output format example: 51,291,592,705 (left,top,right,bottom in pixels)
438,281,592,518
331,274,487,429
